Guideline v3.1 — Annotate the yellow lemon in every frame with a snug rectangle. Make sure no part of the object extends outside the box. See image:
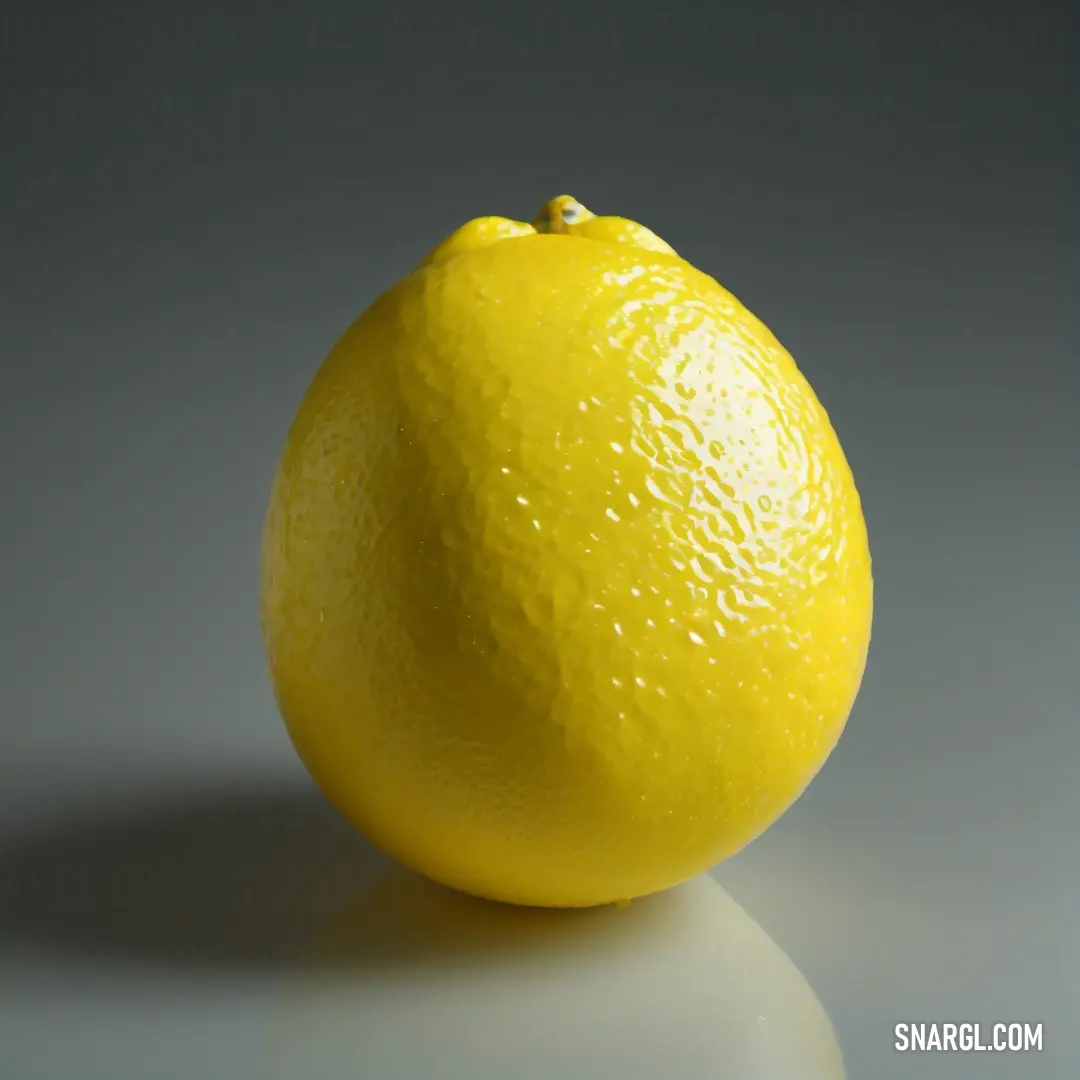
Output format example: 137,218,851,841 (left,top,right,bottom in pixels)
260,195,873,908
